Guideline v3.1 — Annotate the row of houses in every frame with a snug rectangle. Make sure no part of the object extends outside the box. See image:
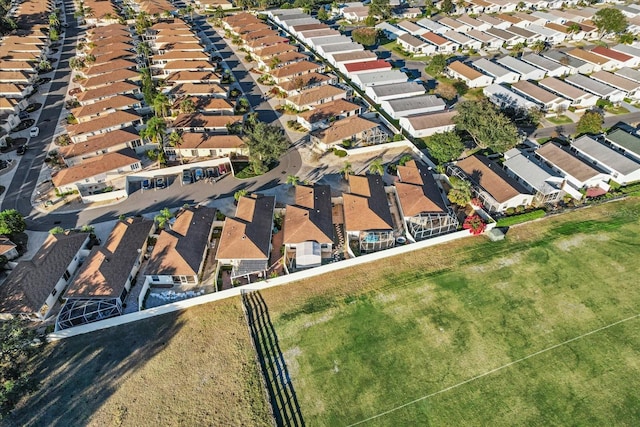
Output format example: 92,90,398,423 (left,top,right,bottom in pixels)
217,159,458,281
267,8,457,140
448,128,640,213
382,5,639,55
0,0,53,145
224,12,392,150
